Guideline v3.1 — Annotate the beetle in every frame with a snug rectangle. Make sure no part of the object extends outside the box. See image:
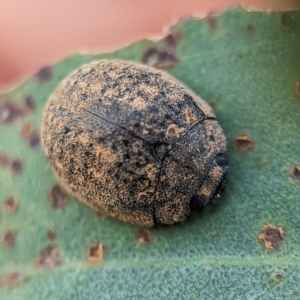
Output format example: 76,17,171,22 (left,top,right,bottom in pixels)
41,59,228,227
